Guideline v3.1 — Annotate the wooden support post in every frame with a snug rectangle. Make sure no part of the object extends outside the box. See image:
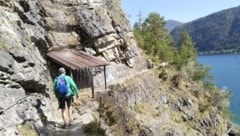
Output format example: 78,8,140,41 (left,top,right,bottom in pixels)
76,68,80,100
104,65,107,89
90,68,95,98
76,68,79,88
